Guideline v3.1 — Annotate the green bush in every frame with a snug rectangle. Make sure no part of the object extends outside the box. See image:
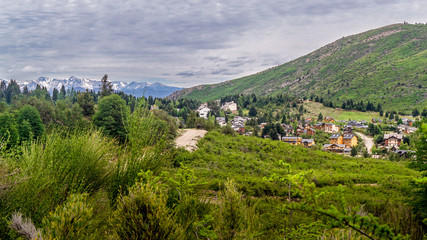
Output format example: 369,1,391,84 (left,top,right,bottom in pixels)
3,130,114,225
111,177,185,239
42,193,99,240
